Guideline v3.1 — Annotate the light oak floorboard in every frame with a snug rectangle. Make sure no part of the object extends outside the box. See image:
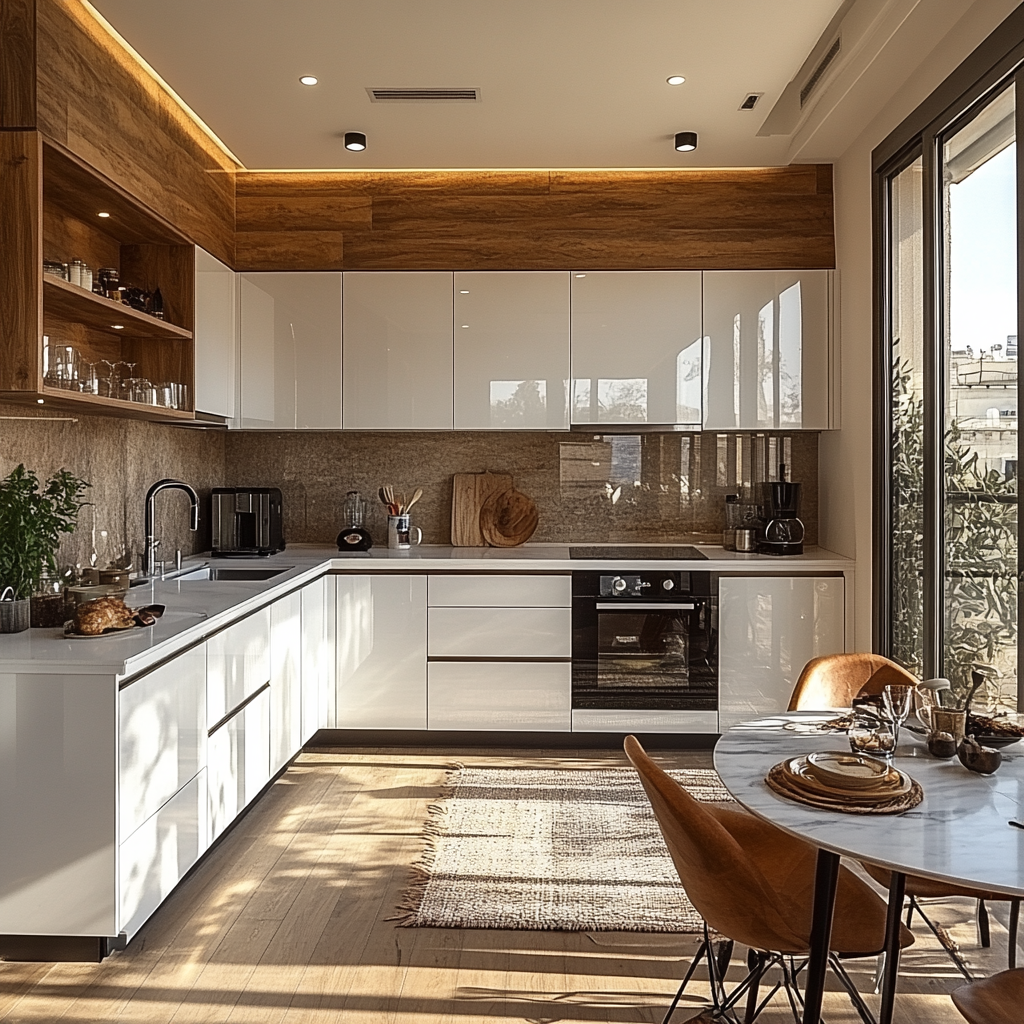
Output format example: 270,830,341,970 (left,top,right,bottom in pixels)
0,747,1015,1024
